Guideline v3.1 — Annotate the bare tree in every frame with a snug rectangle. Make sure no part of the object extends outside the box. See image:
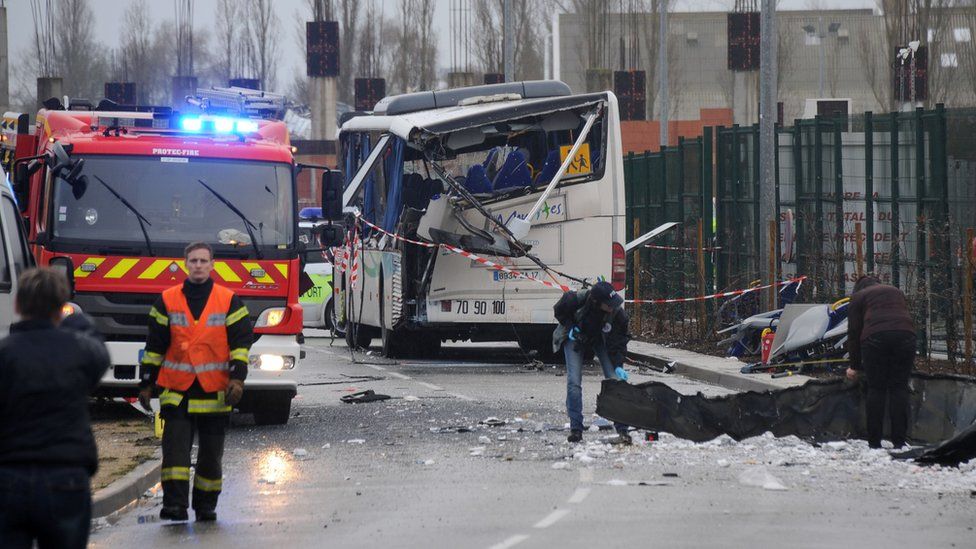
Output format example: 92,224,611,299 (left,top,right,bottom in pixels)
959,5,976,102
242,0,281,91
337,0,361,104
358,0,383,78
384,0,438,93
55,0,109,99
119,0,175,104
858,0,958,112
213,0,240,85
468,0,547,79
